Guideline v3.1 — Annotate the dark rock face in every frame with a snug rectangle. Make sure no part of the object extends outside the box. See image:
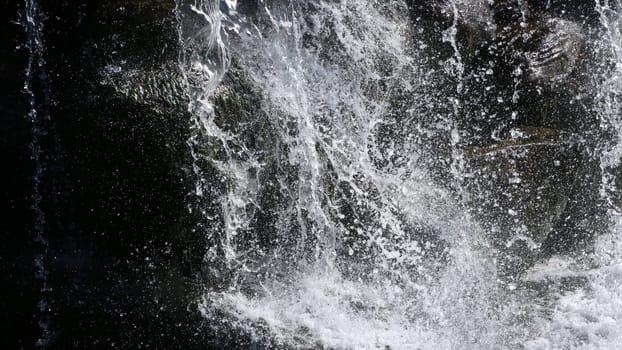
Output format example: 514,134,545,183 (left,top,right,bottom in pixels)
407,0,600,145
2,1,210,348
1,0,40,347
237,0,260,16
463,127,587,281
406,0,607,275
